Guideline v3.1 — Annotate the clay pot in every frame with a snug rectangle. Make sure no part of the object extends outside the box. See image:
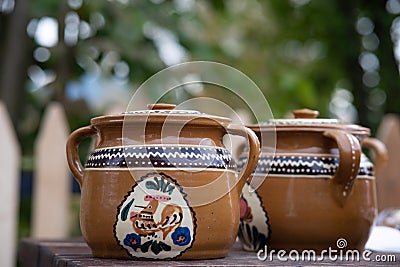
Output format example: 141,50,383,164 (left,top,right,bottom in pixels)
66,103,260,260
238,109,387,252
